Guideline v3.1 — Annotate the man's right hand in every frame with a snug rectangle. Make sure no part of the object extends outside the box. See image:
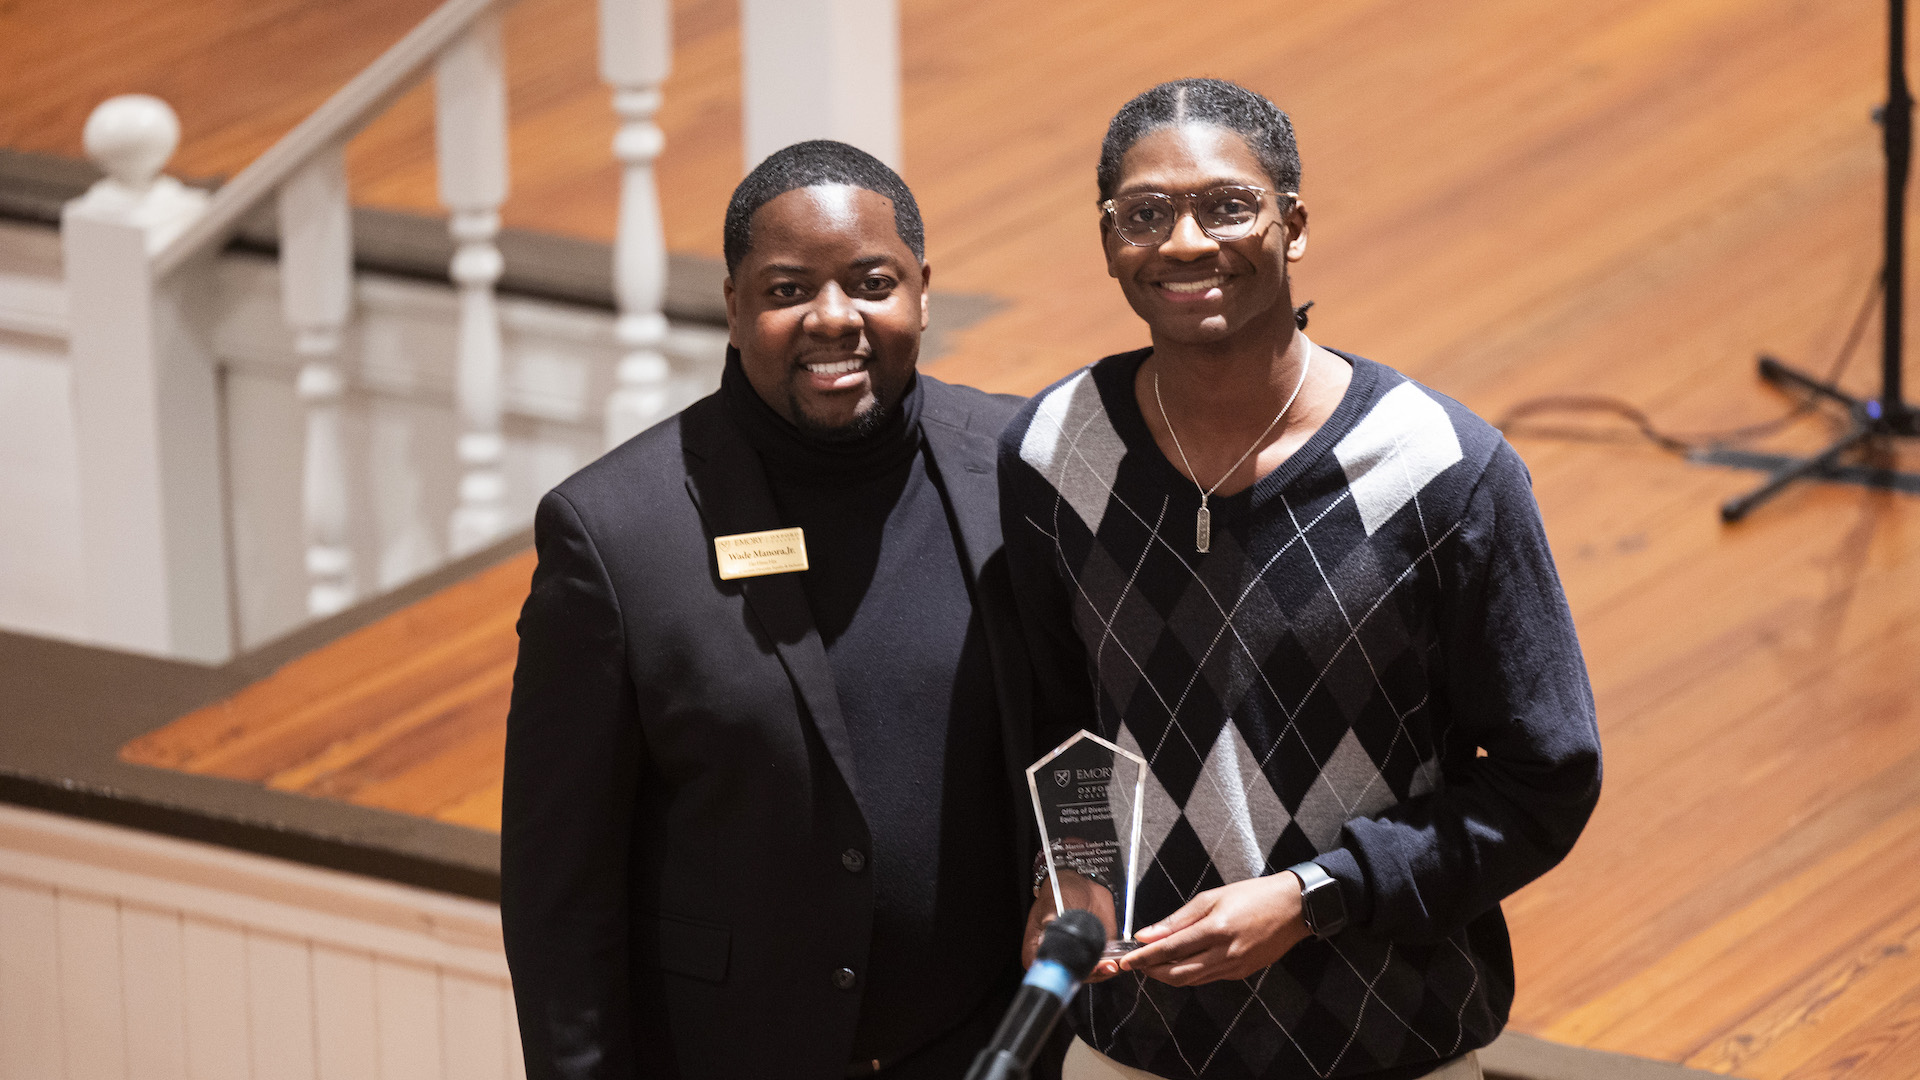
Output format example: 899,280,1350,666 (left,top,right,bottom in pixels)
1022,869,1123,981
